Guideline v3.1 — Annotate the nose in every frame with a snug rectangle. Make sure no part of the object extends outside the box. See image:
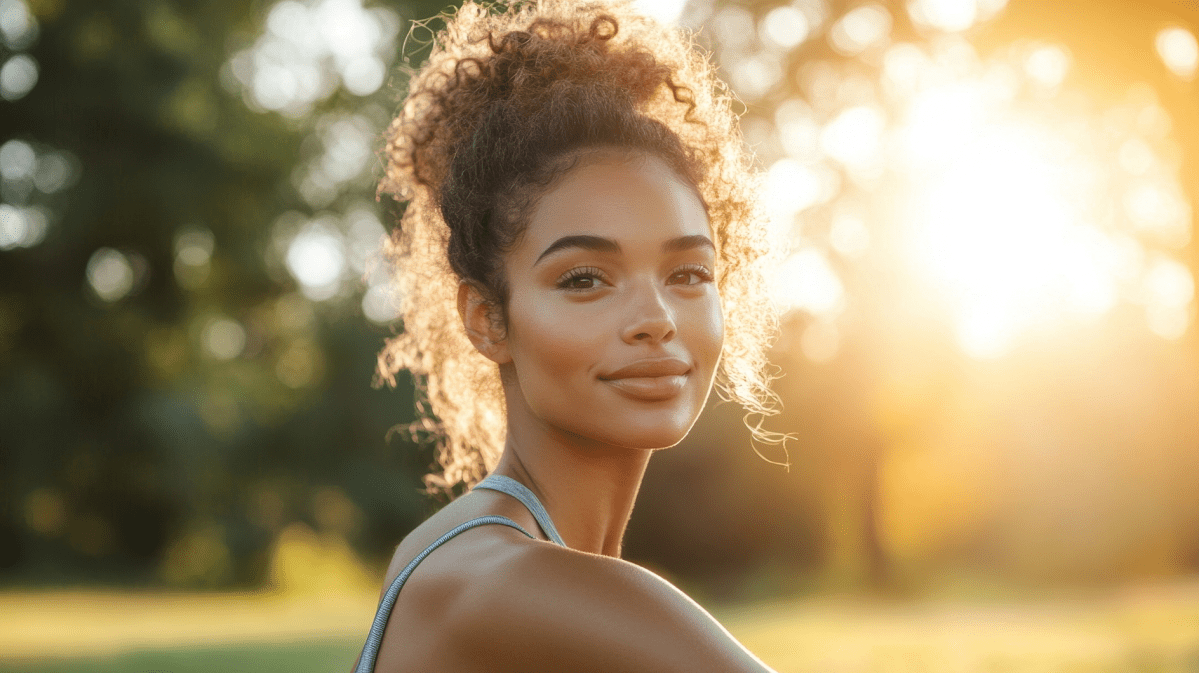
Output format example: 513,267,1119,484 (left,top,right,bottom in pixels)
620,281,676,345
